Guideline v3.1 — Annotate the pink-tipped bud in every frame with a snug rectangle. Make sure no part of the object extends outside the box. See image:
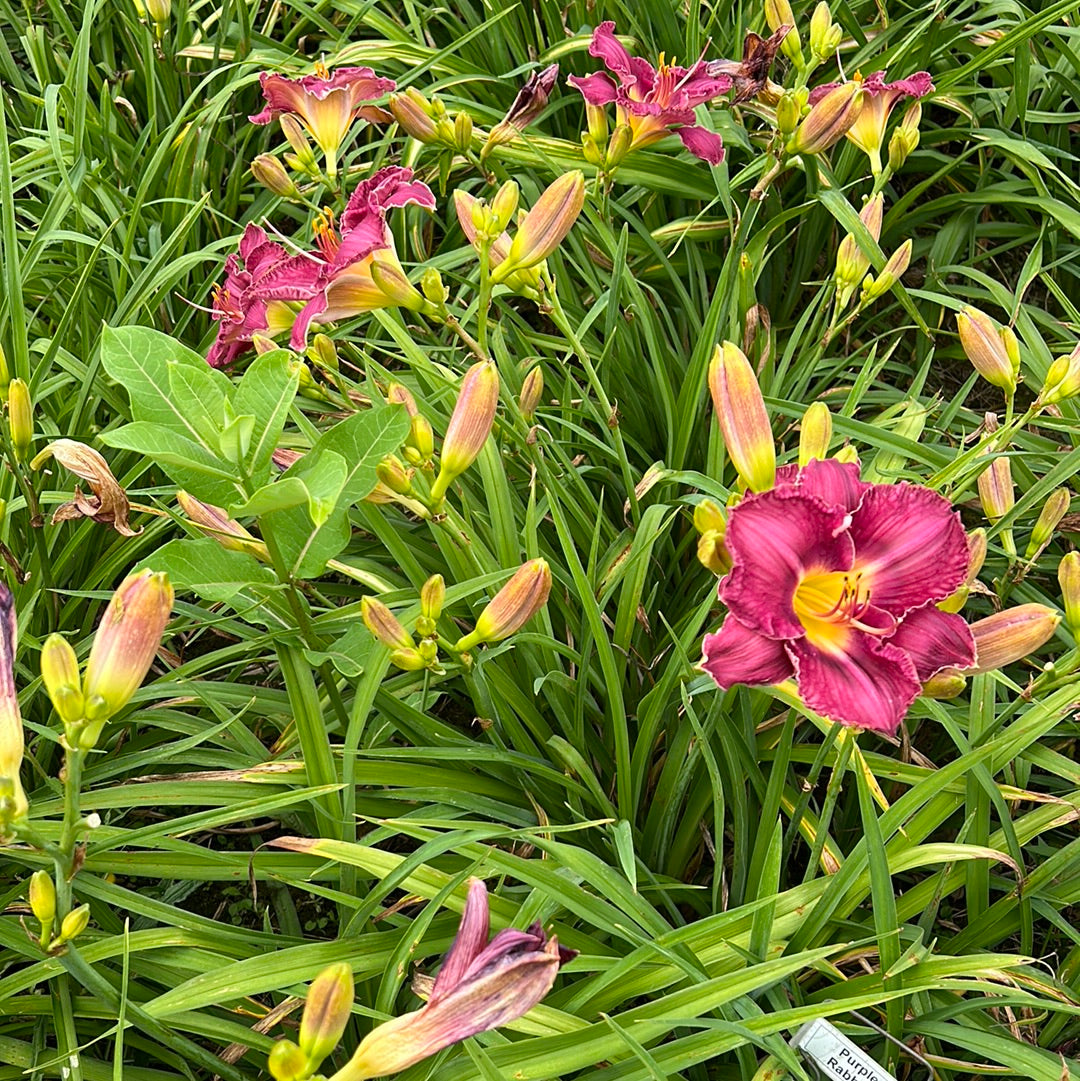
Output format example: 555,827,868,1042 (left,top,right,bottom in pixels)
957,307,1019,394
361,597,415,651
1059,552,1080,635
519,366,544,421
968,604,1060,673
861,239,912,301
251,154,299,198
386,383,418,416
788,81,864,155
41,634,84,727
388,88,439,143
1026,488,1070,559
455,559,552,651
430,361,500,503
492,172,586,283
707,342,776,492
82,570,173,723
177,491,269,560
977,456,1014,523
7,378,32,463
798,402,833,465
1038,344,1080,406
299,962,354,1070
